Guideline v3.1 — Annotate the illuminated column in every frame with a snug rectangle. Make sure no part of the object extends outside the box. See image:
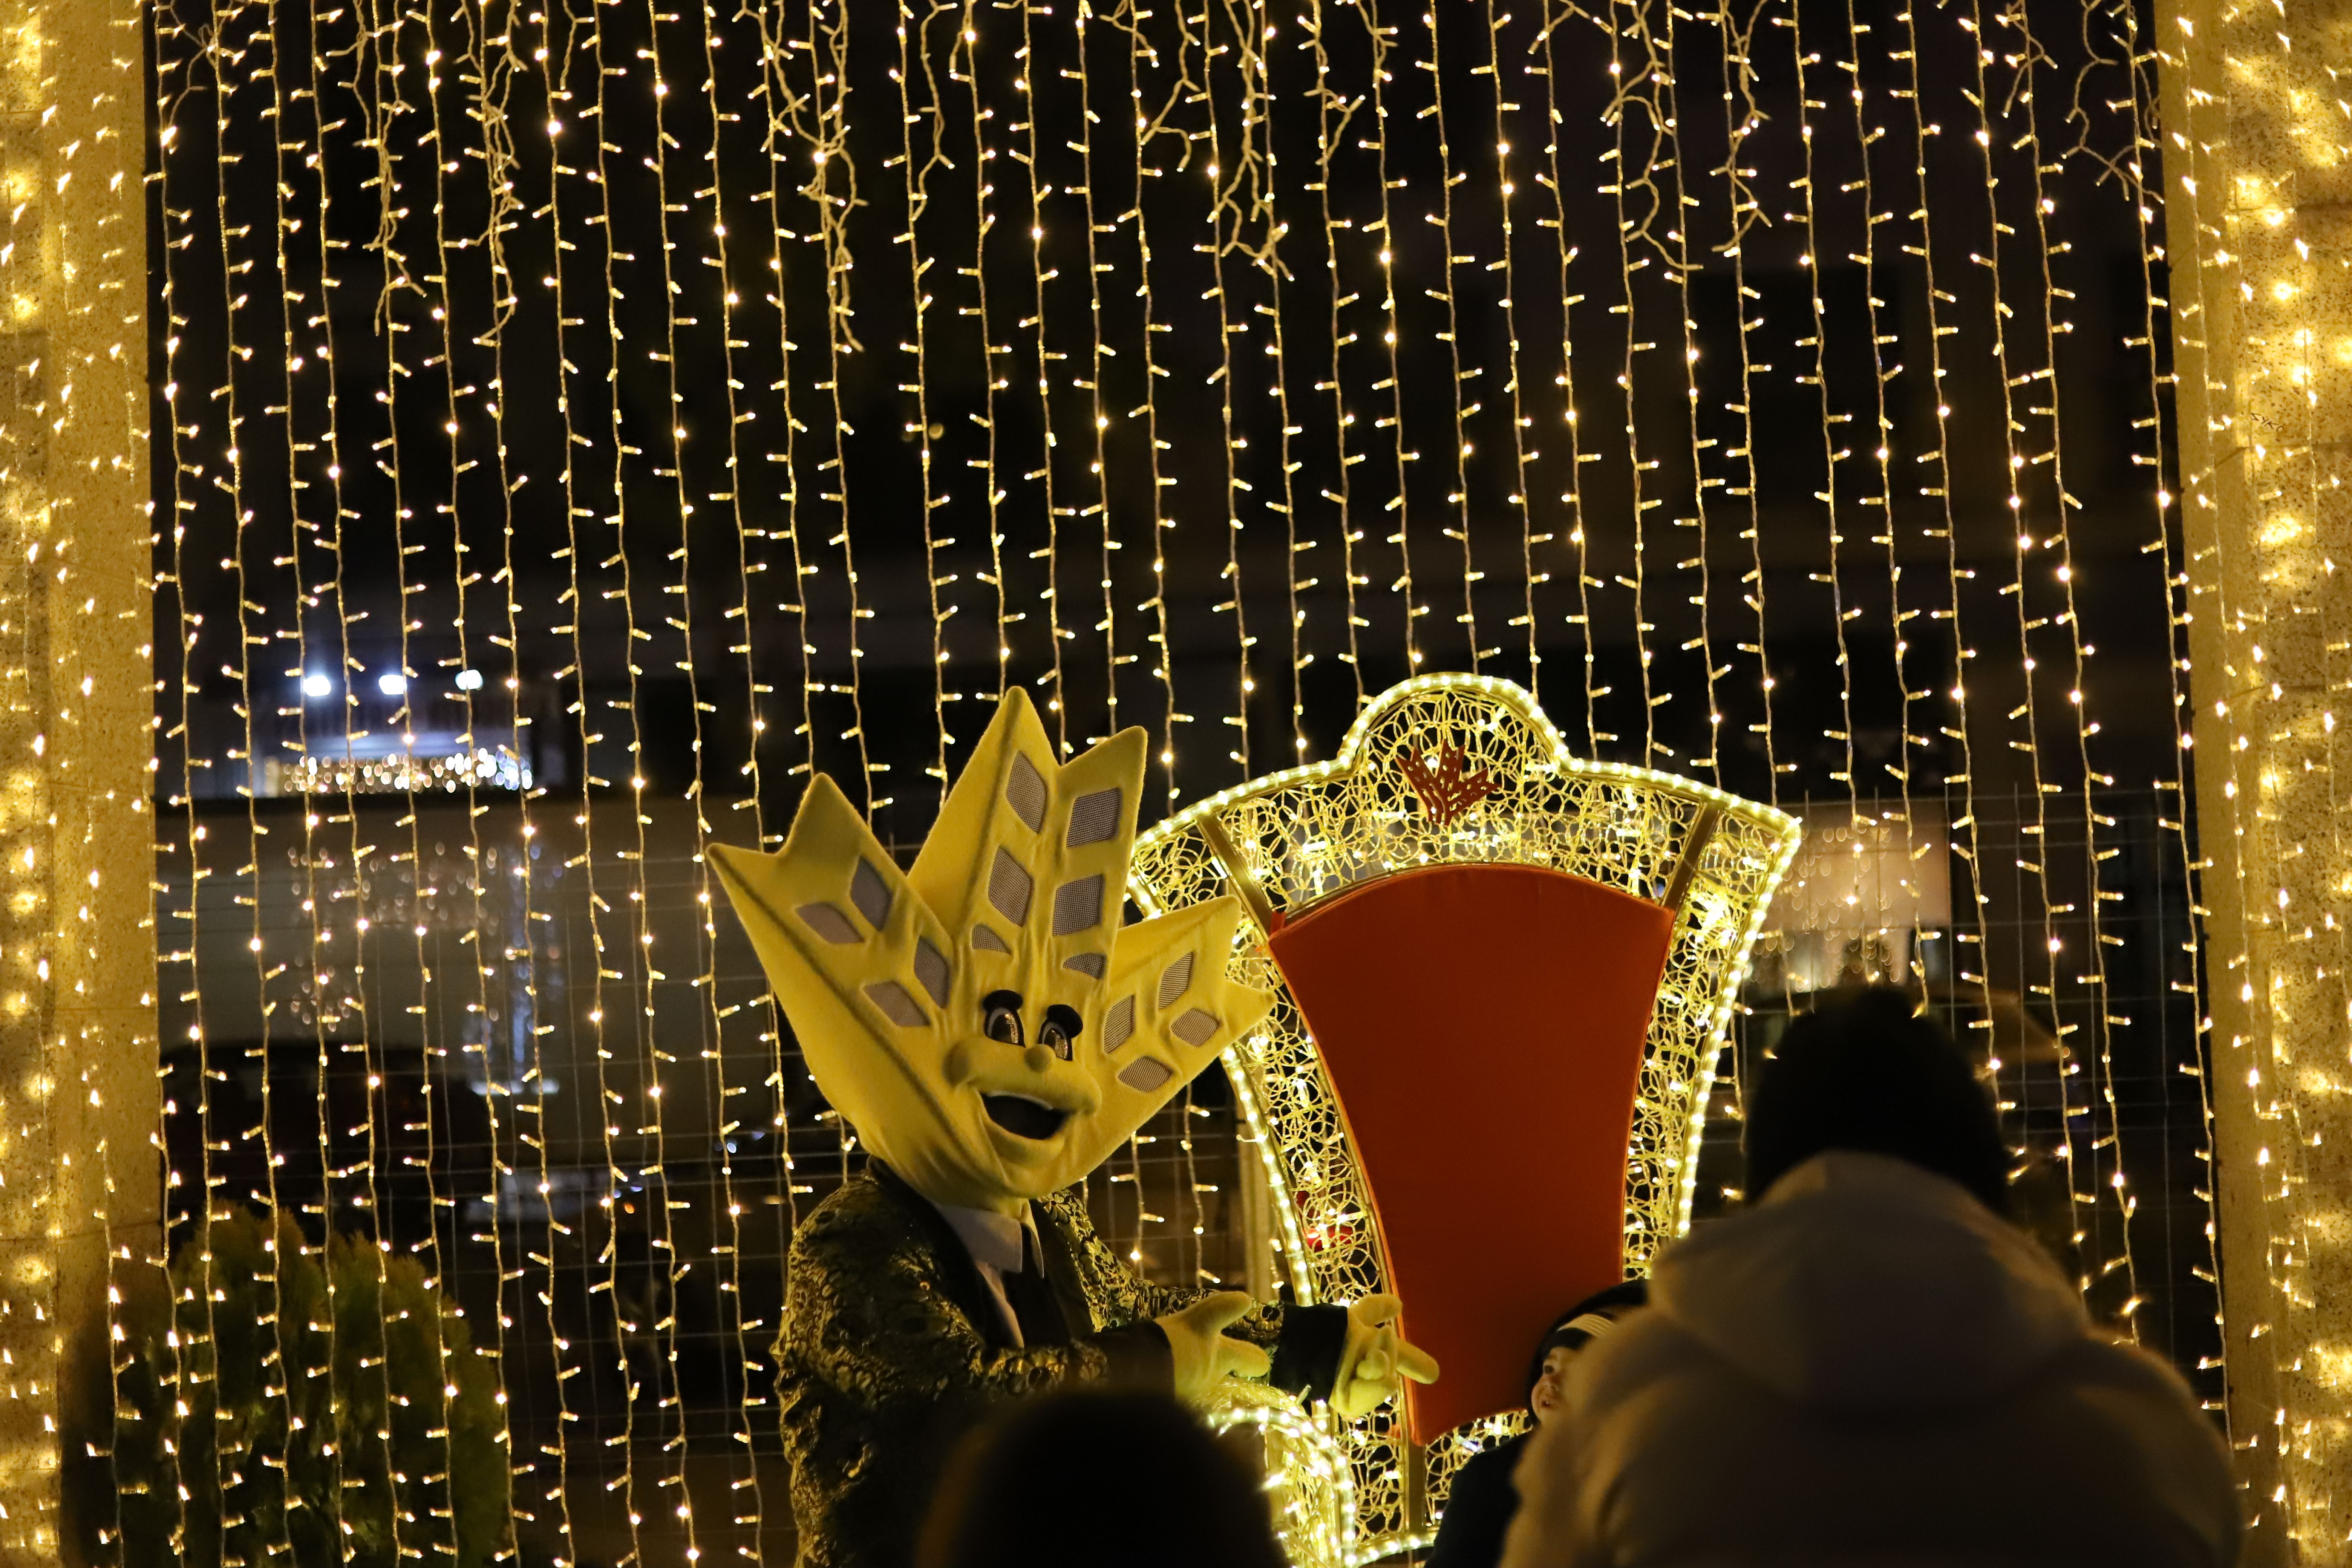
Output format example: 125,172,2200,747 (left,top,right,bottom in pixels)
2161,0,2352,1559
0,1,156,1561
